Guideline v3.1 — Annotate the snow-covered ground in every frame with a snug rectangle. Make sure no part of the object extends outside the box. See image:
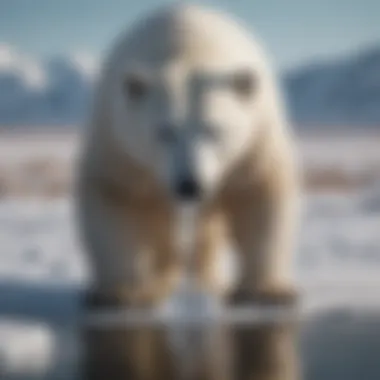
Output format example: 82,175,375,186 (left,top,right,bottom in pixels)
0,186,379,380
1,132,380,380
